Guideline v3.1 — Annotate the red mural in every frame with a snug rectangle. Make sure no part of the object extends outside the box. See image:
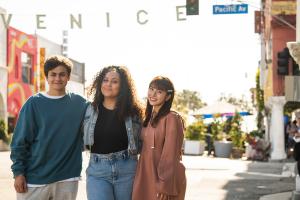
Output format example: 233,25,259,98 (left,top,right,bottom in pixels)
7,27,37,122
